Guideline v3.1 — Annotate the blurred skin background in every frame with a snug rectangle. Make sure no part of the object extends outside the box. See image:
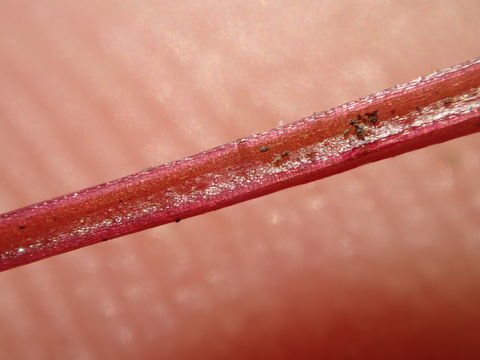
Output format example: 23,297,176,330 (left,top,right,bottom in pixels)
0,0,480,359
